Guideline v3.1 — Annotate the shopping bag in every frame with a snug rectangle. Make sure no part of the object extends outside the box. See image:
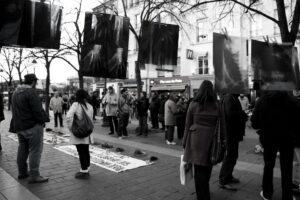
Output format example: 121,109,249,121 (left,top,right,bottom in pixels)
180,155,193,185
